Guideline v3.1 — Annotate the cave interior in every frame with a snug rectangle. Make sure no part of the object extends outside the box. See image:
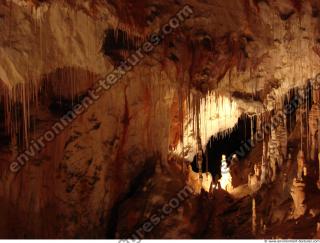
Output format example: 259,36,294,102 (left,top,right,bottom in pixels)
0,0,320,240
